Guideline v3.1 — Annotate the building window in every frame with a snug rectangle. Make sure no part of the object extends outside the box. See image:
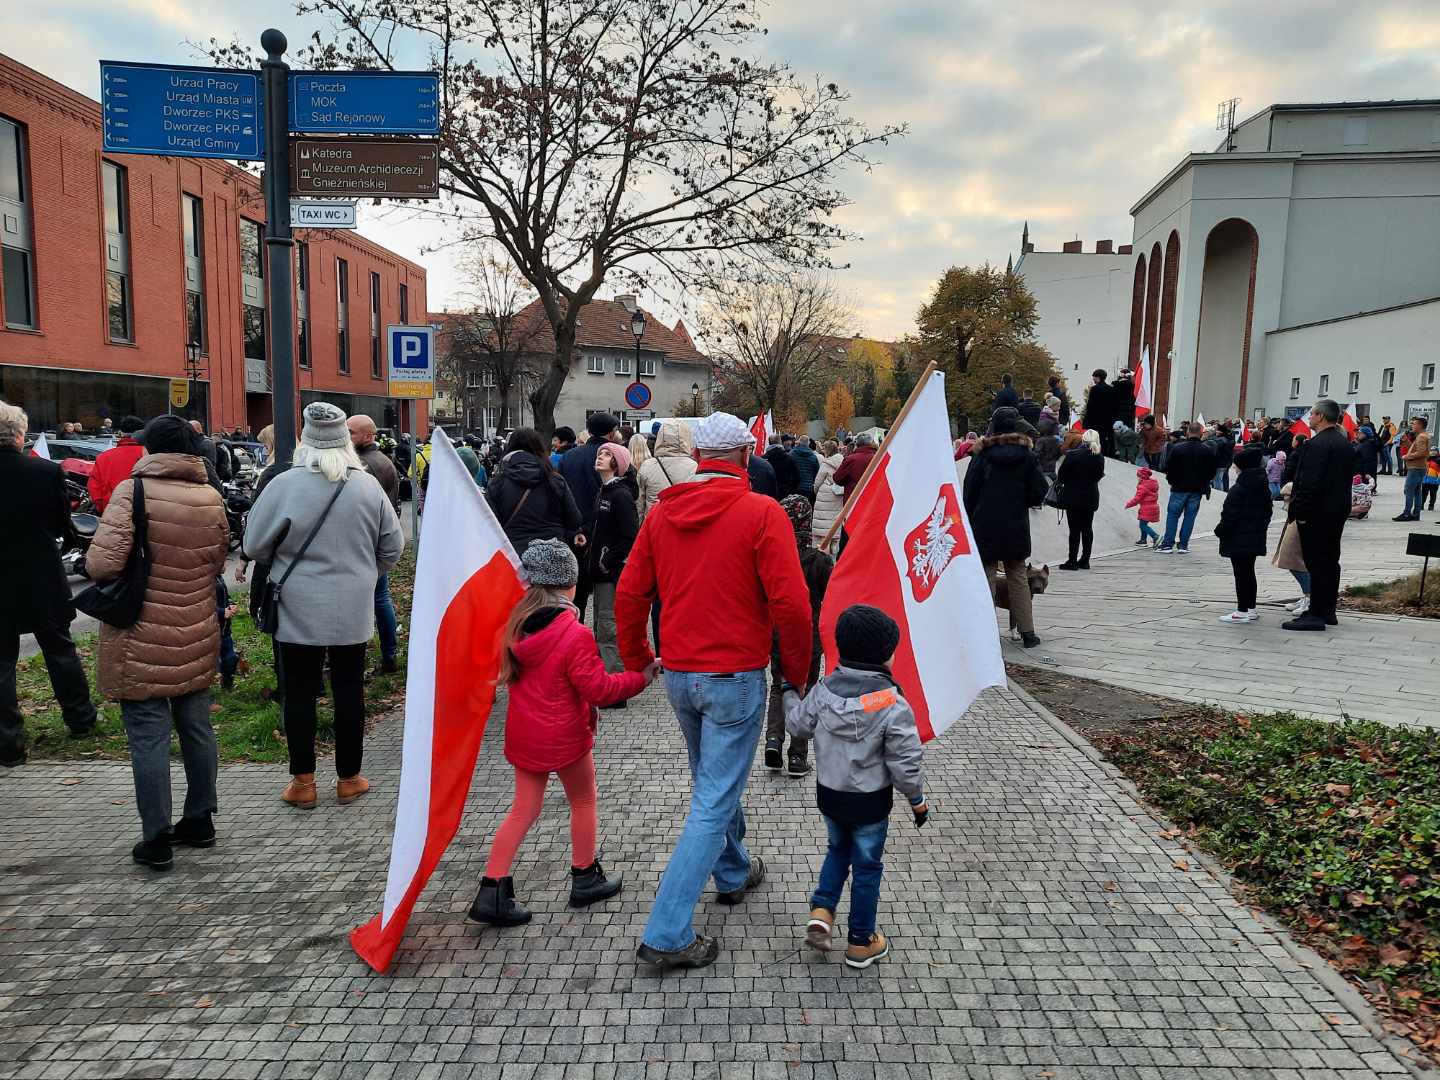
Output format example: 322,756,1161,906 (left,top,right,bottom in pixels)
2,116,37,330
336,258,349,374
1424,364,1436,390
614,354,631,377
1347,371,1360,395
483,369,497,388
1289,378,1301,400
1383,368,1396,392
239,219,263,278
369,271,381,378
102,162,132,342
243,305,265,364
1318,374,1329,396
638,355,656,378
399,282,409,324
465,369,481,389
296,242,310,369
587,354,604,375
182,193,205,350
